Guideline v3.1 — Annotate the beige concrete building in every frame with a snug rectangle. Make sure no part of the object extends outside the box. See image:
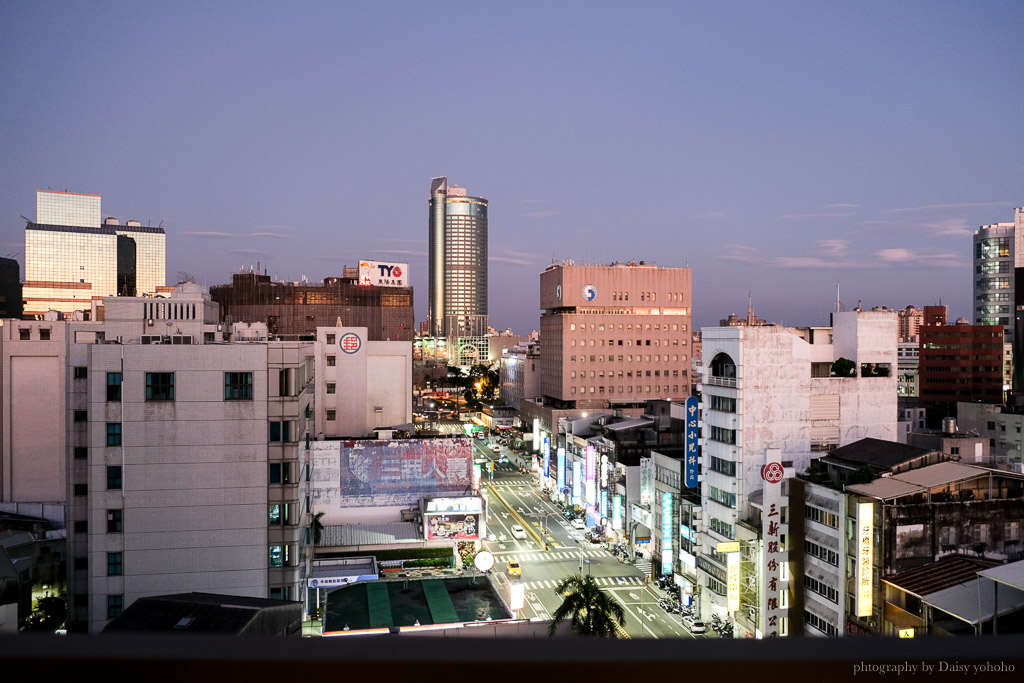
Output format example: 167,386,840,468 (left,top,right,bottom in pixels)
538,261,693,410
